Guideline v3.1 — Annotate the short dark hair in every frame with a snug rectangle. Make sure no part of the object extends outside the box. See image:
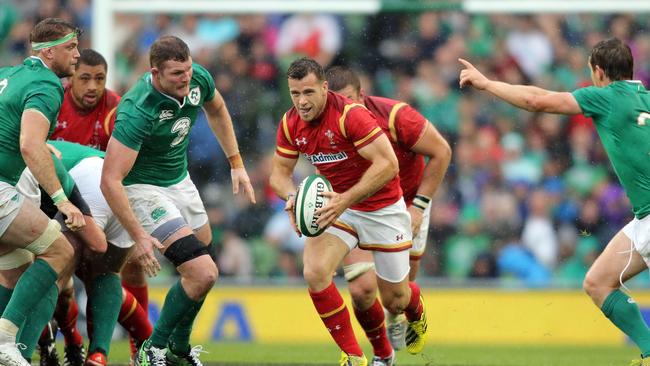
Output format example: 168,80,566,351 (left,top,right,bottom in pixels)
325,65,361,93
30,18,80,44
149,35,190,69
77,49,107,70
590,38,633,81
287,57,324,81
